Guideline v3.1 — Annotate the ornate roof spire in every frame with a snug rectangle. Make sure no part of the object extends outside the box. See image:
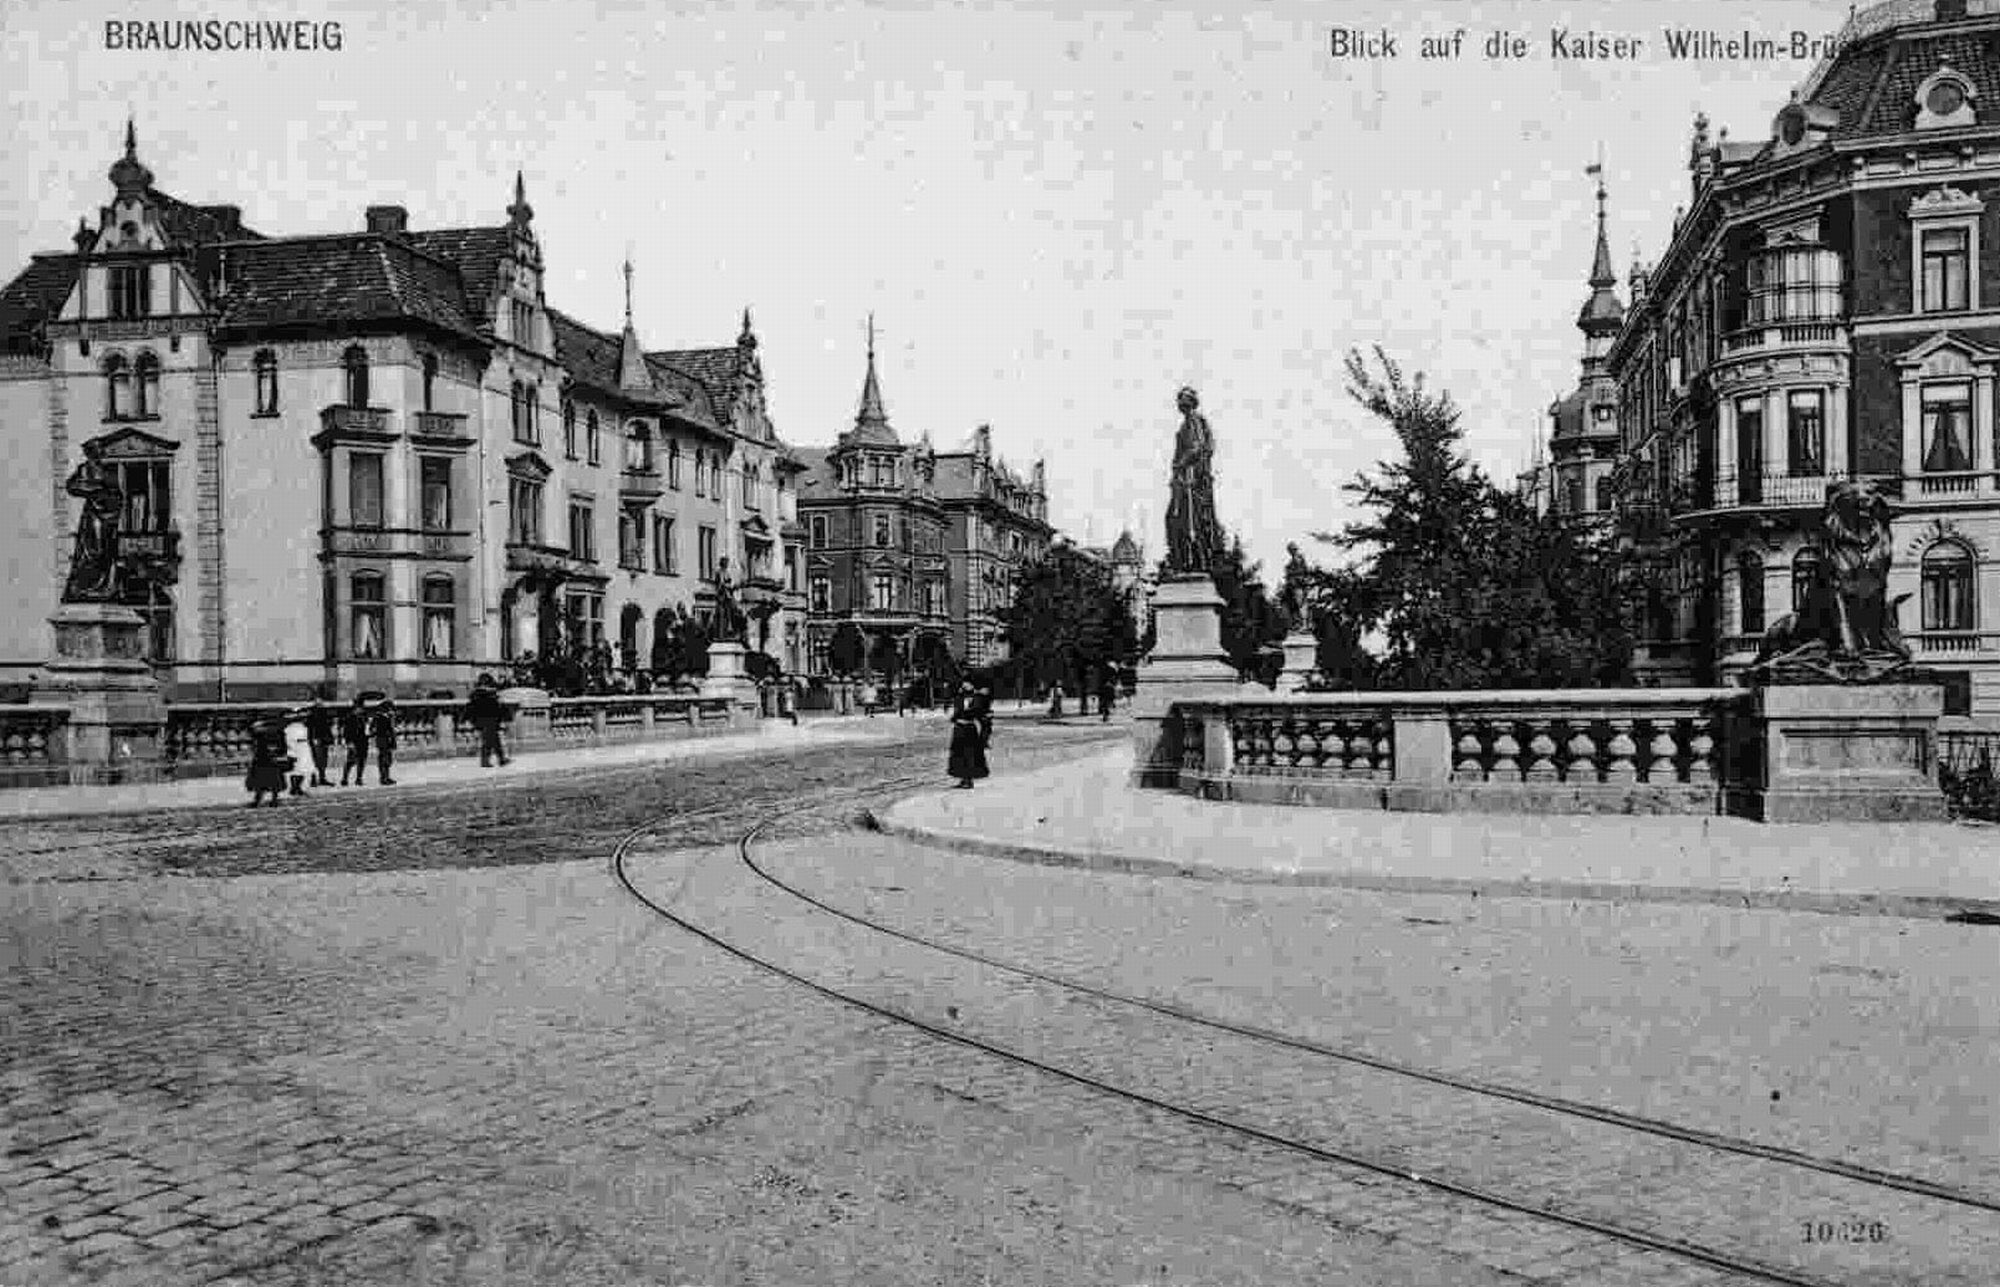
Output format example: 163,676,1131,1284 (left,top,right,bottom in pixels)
738,306,757,350
508,170,533,229
108,116,154,199
850,314,897,445
622,254,634,324
1577,151,1625,336
616,255,650,392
